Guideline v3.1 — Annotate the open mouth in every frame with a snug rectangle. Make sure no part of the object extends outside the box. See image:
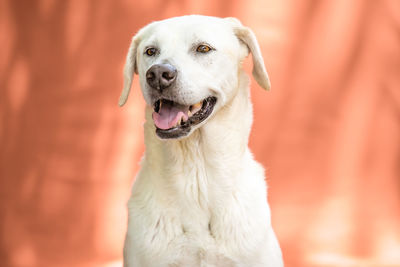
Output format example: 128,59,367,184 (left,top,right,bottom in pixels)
152,96,217,139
